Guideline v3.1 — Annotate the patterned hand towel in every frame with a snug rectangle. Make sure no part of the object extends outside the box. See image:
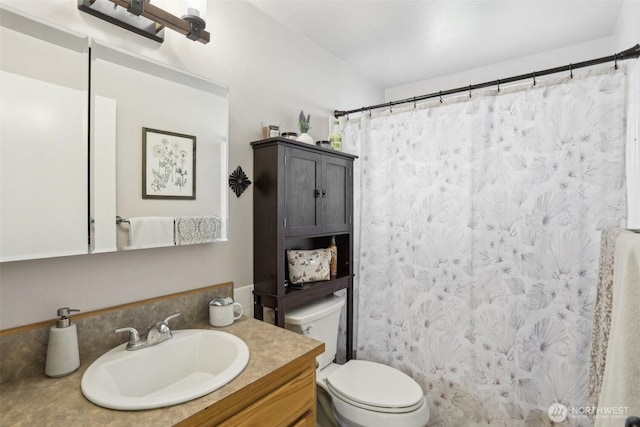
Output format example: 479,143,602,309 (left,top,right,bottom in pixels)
594,231,640,426
589,228,626,411
174,216,220,245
